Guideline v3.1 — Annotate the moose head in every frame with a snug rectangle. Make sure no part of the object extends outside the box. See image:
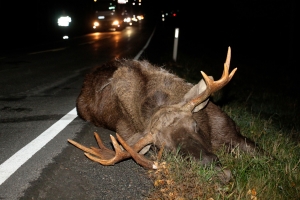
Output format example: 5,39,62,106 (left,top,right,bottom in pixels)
68,47,259,170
